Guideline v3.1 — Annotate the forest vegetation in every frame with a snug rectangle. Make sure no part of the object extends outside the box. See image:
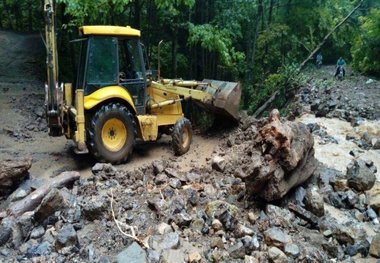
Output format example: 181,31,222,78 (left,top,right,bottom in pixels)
0,0,379,114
